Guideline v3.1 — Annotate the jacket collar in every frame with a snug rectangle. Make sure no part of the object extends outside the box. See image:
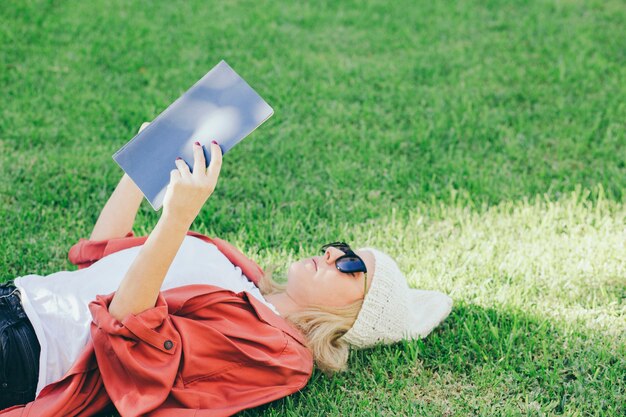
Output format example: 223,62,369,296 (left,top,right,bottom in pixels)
243,291,308,347
163,284,308,348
